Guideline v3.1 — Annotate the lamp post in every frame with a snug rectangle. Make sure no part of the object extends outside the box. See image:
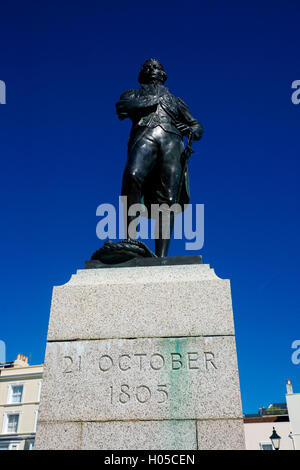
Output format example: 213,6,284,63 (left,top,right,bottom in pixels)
288,432,296,450
270,427,281,450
